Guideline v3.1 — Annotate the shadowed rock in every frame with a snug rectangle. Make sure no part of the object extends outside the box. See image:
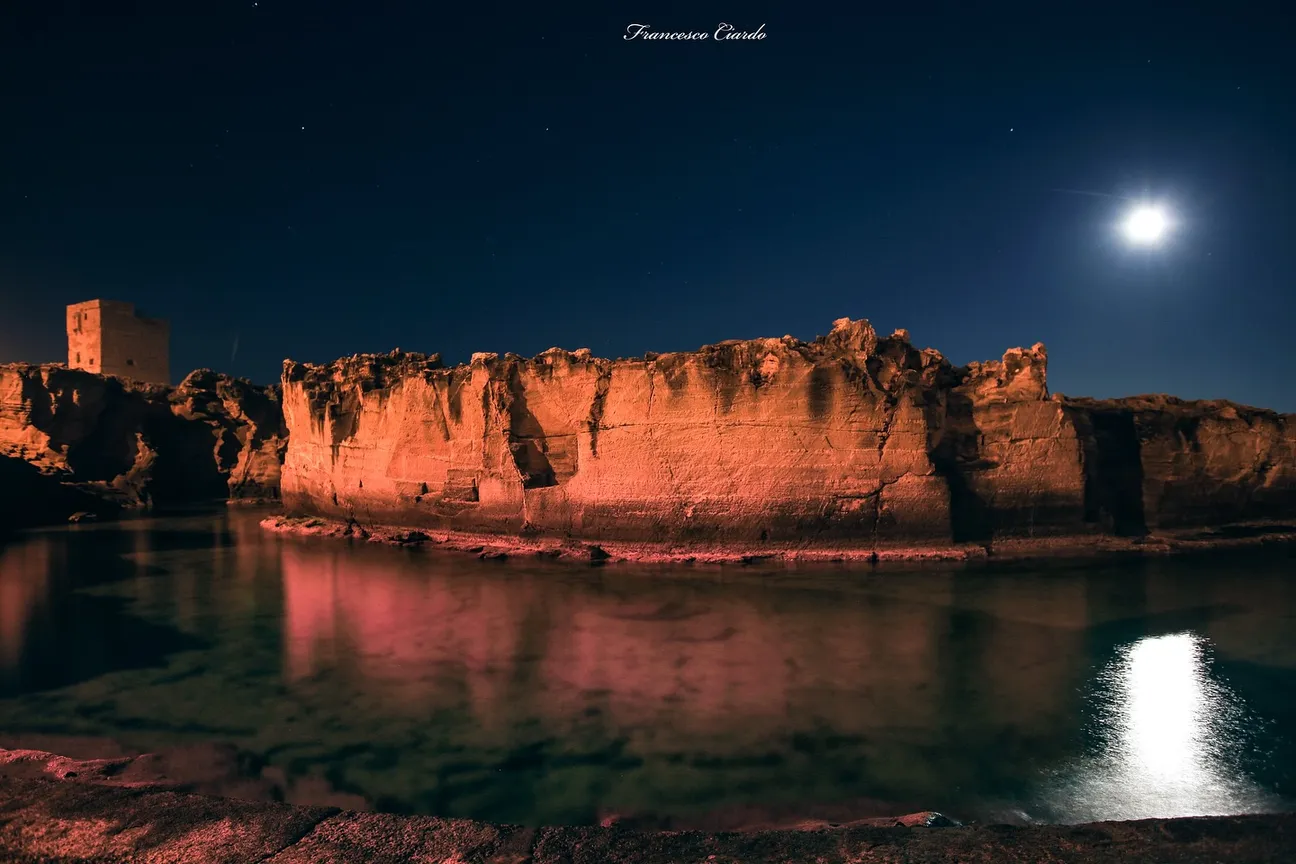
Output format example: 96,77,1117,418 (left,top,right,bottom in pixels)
0,363,287,525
